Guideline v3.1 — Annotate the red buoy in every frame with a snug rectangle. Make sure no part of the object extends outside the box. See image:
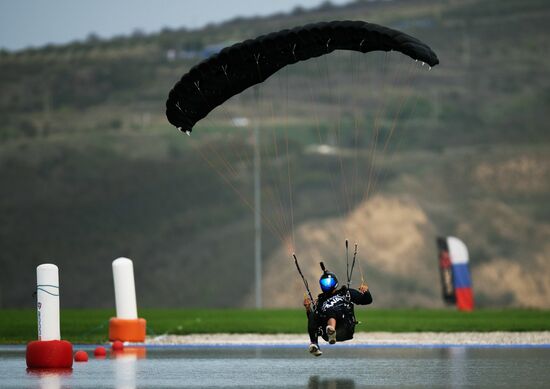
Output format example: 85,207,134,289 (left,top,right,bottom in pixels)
112,340,124,351
94,346,107,357
74,350,88,362
26,340,73,369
